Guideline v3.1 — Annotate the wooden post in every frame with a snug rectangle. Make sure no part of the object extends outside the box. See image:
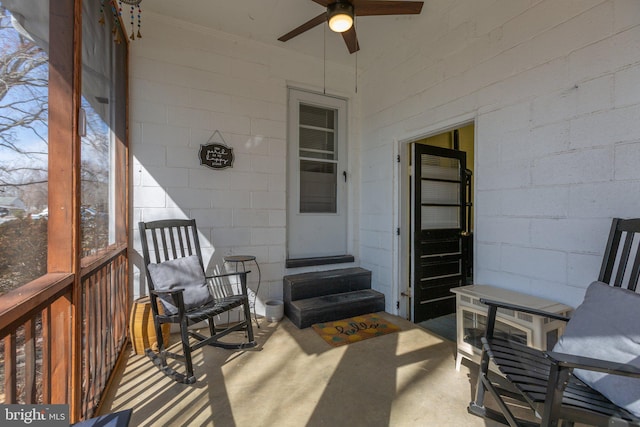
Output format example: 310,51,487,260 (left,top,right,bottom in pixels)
3,333,16,402
49,293,72,405
48,0,82,421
